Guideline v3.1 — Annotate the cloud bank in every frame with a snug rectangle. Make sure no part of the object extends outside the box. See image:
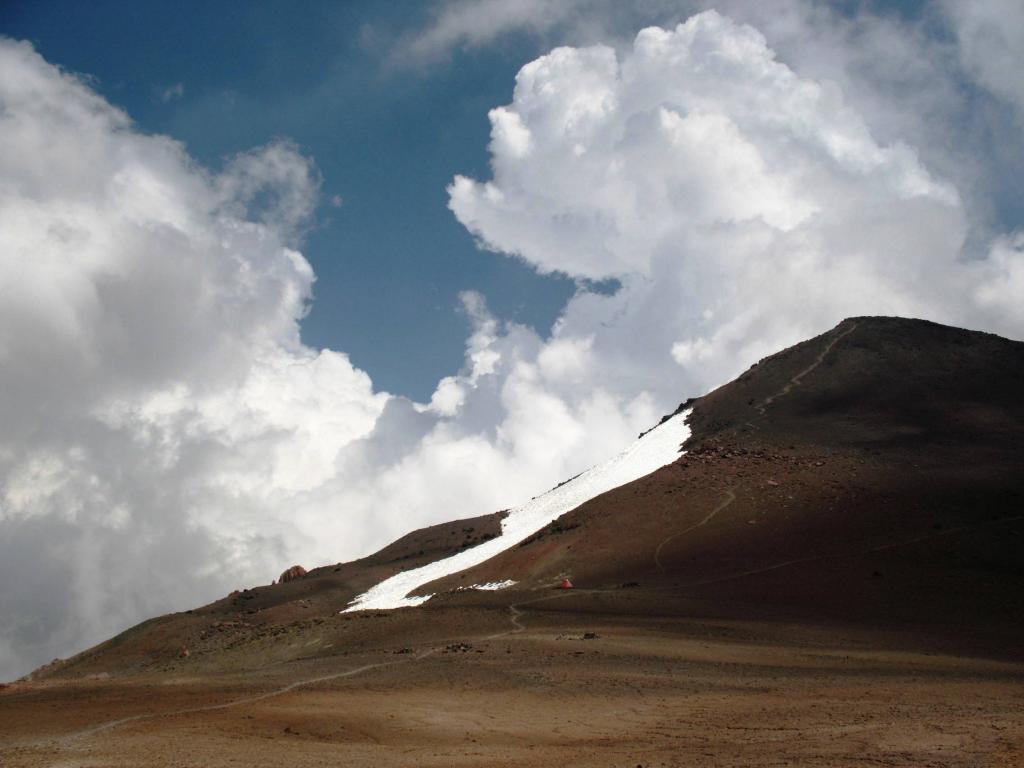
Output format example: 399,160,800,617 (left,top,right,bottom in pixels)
0,38,657,679
450,9,1020,390
1,5,1022,680
0,38,387,677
